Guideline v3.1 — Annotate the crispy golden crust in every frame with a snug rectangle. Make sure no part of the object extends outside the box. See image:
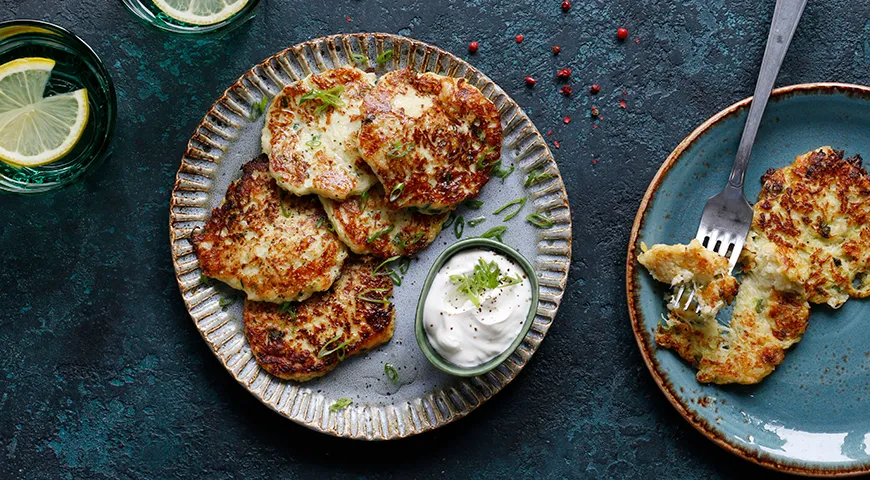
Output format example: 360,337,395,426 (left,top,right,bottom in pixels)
748,147,870,307
262,67,378,200
243,257,395,382
358,69,502,213
191,156,348,303
638,239,730,286
320,184,448,258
